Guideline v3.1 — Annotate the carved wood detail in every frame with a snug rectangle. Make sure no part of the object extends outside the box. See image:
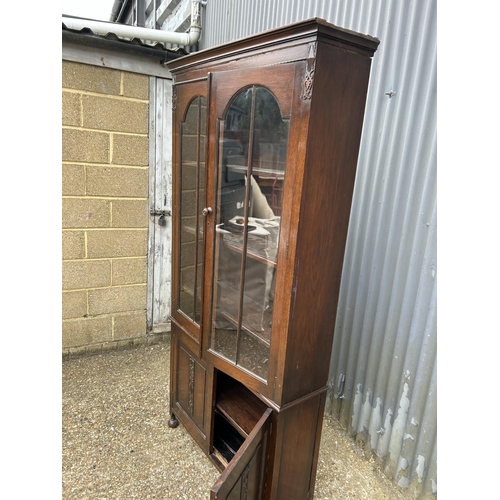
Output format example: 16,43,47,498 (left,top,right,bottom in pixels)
188,356,195,415
300,42,317,101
